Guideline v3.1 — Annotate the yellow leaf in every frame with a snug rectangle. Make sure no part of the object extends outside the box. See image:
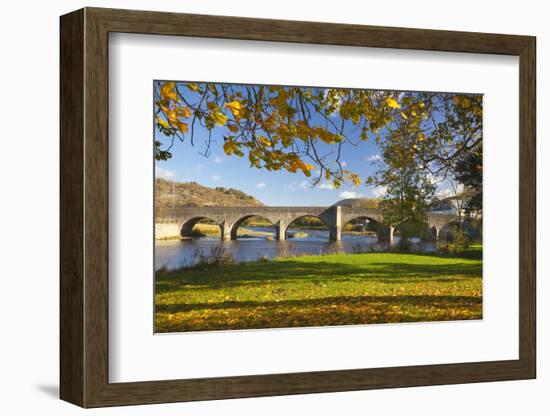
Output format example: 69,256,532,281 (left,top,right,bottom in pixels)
187,83,201,92
400,111,408,120
155,116,170,129
160,82,178,102
249,153,261,168
175,106,192,118
302,162,314,172
350,173,362,186
257,136,272,147
385,97,401,109
296,120,313,140
222,140,244,157
207,101,219,111
316,128,342,144
227,124,240,133
224,101,243,118
175,120,188,133
223,141,238,155
160,106,178,123
211,112,228,126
